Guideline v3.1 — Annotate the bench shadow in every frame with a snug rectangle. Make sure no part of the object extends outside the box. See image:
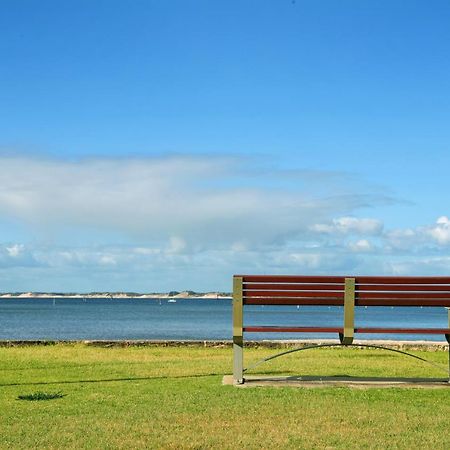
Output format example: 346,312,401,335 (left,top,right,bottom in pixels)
0,372,225,387
247,370,298,375
239,374,450,386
